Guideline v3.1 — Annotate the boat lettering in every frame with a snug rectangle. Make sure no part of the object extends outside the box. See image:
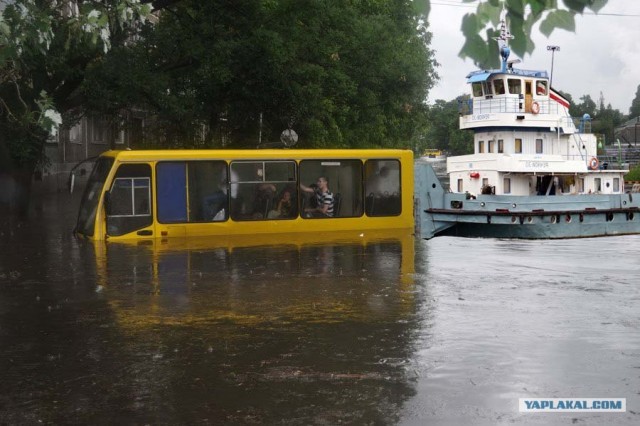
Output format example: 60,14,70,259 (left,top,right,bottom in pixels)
525,161,549,168
471,114,491,121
